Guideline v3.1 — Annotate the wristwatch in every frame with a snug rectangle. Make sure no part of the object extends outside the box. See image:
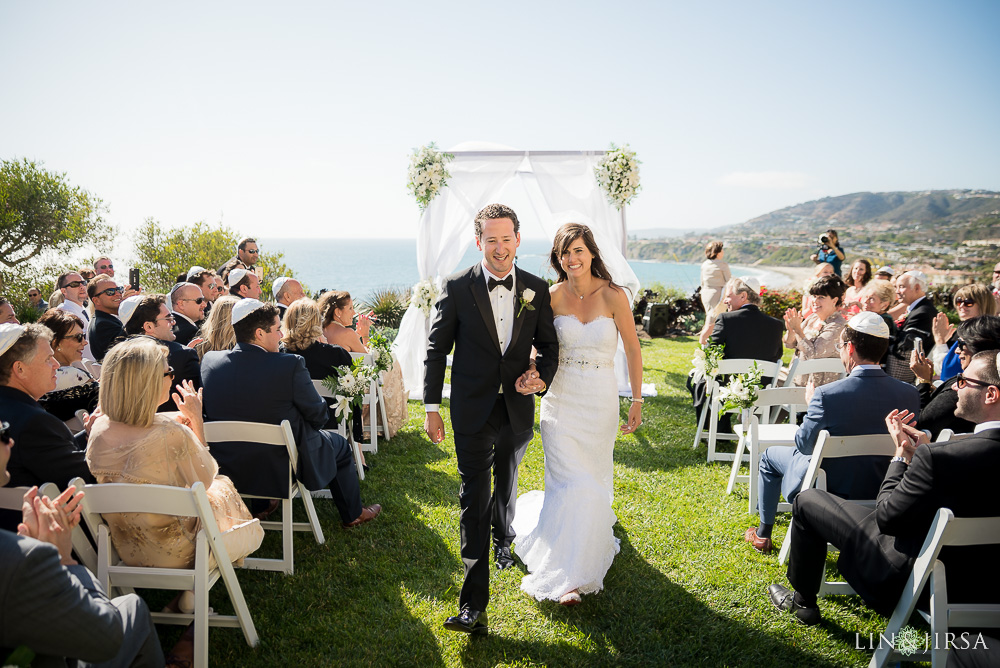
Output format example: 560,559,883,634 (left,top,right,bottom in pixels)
890,455,909,465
